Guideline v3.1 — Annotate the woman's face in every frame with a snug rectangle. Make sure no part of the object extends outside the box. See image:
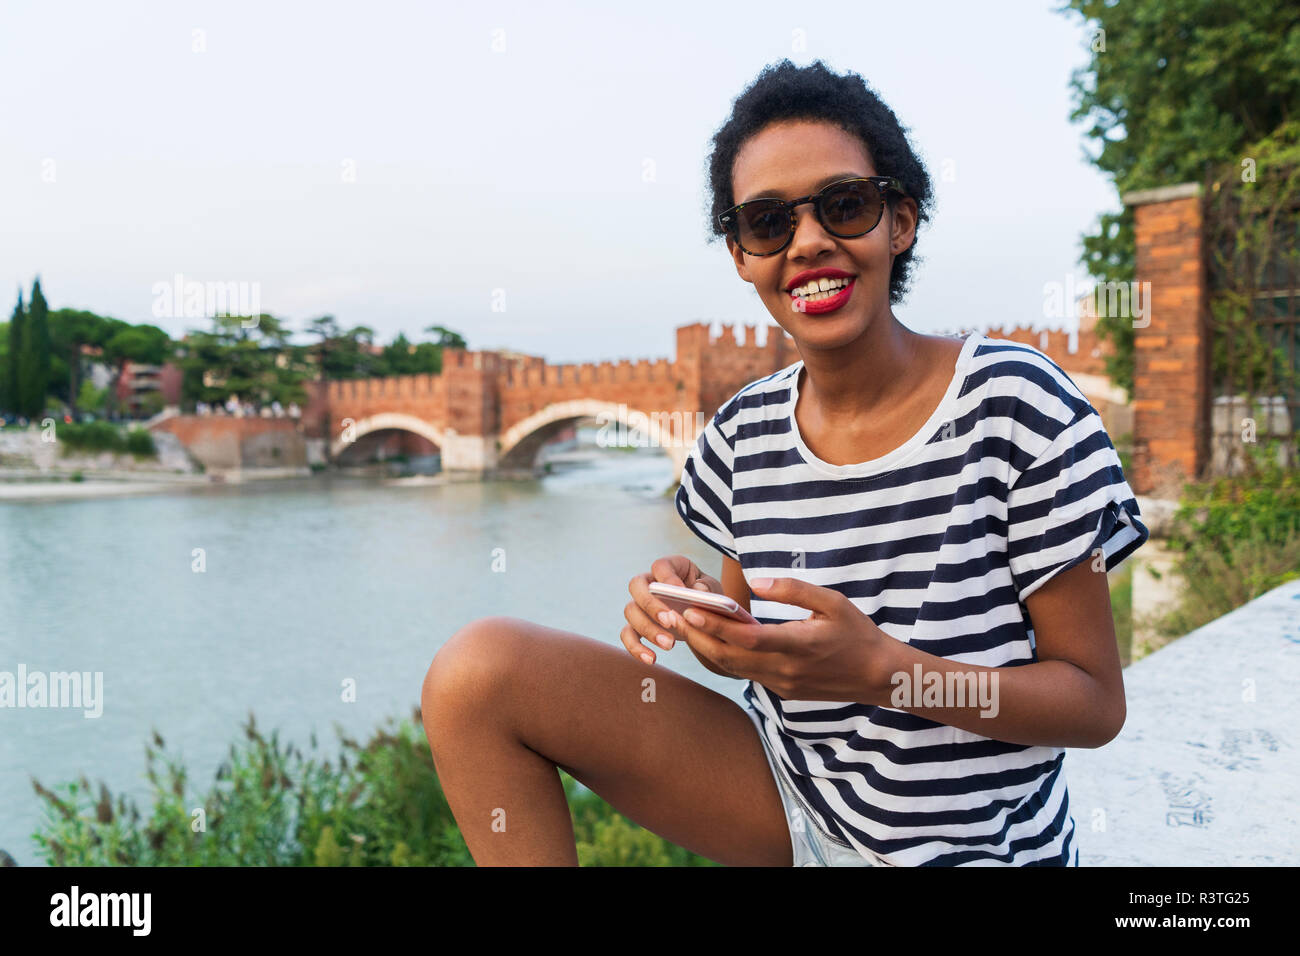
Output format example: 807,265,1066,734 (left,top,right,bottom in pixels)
726,119,917,352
